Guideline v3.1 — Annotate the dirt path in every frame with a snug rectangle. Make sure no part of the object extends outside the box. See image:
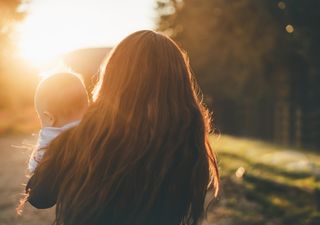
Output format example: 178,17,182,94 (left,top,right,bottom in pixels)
0,135,54,225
